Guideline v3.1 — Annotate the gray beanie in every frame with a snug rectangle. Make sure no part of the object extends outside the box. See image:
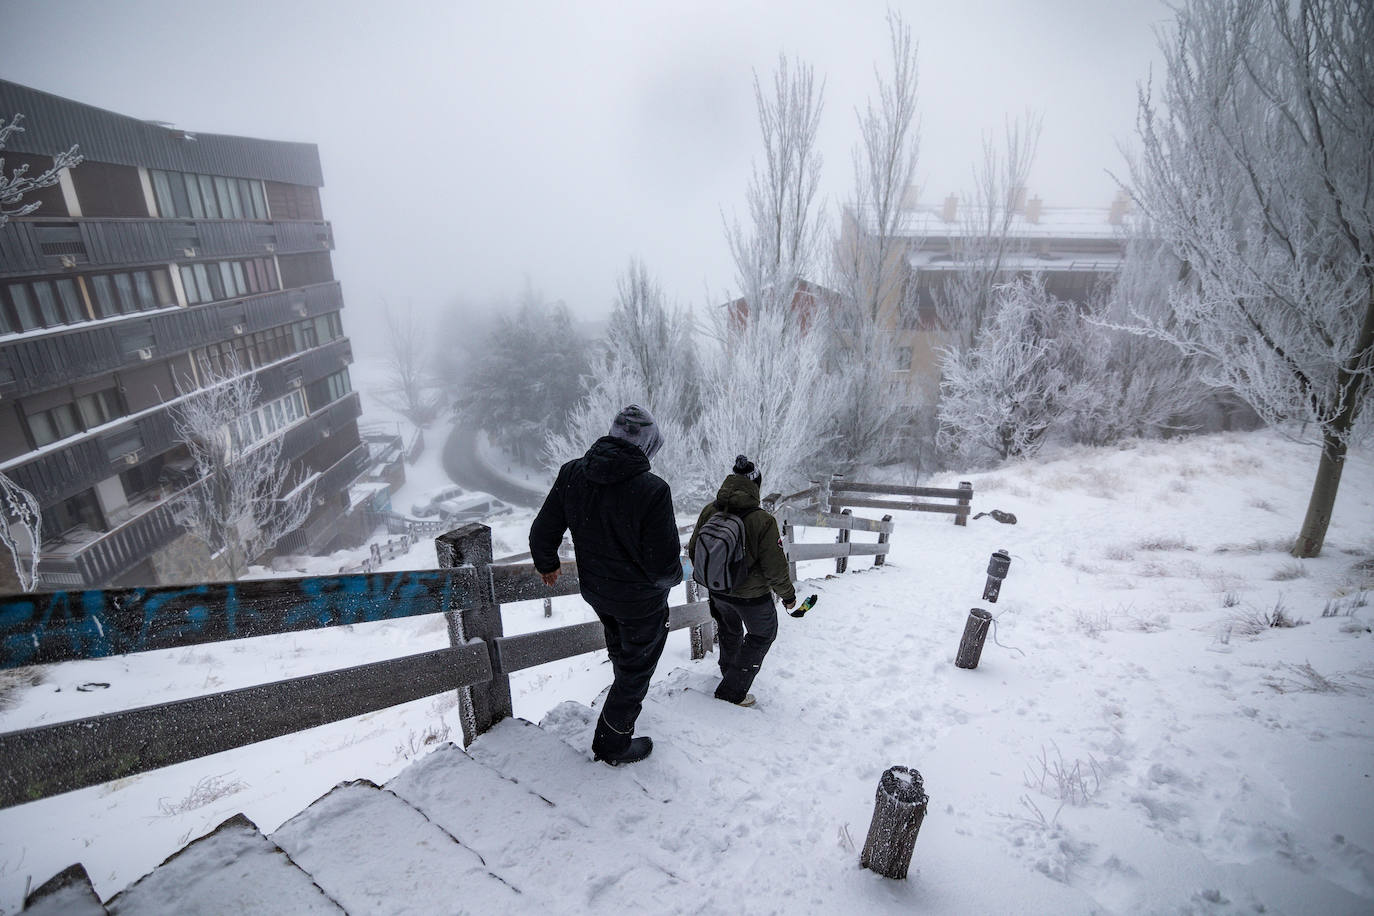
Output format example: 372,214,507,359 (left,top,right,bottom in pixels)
609,404,663,460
